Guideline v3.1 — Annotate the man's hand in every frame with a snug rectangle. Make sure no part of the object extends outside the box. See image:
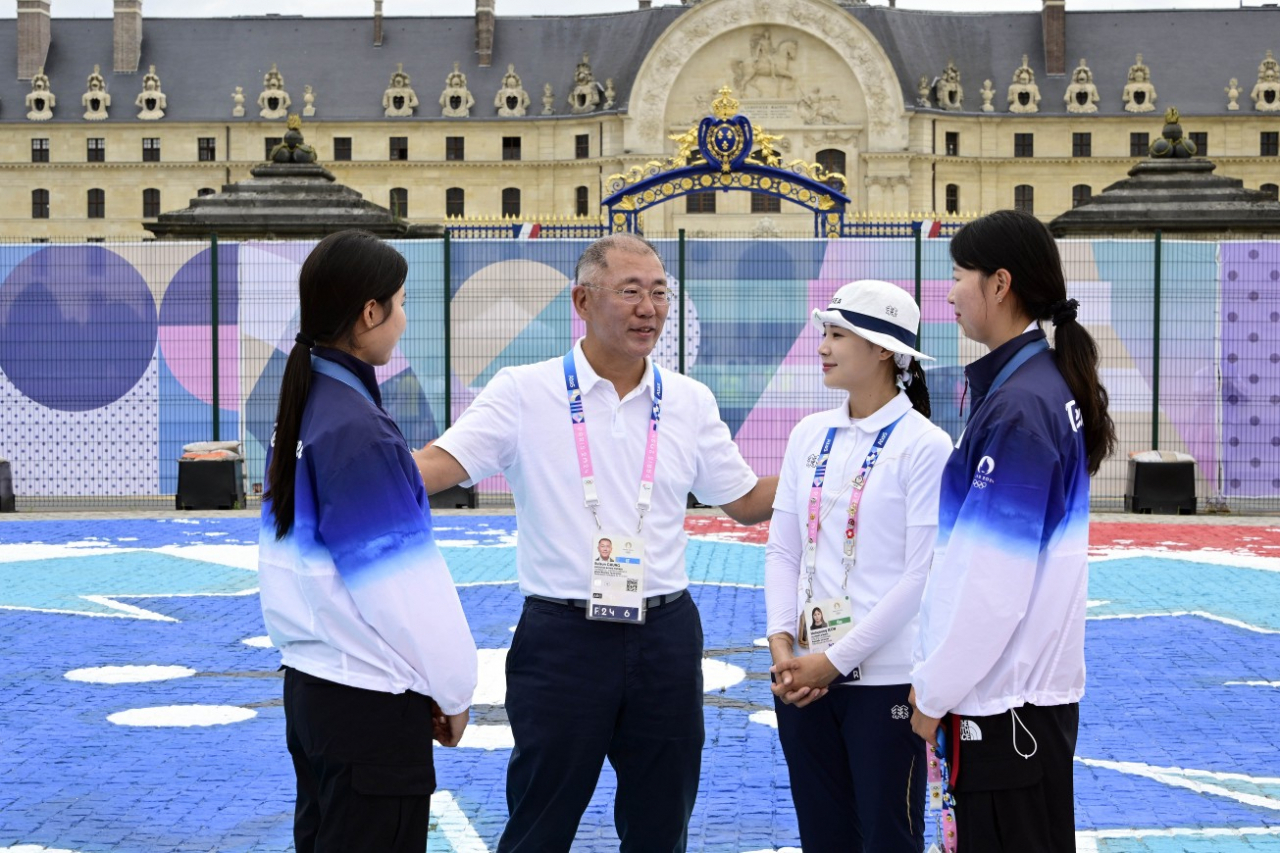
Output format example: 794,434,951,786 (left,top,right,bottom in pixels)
431,702,469,747
720,476,779,526
908,686,942,746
